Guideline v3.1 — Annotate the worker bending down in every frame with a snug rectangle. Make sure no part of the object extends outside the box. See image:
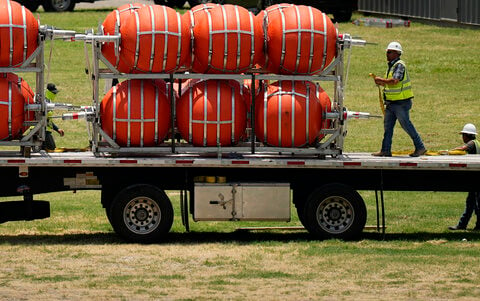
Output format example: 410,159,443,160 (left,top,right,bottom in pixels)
372,42,426,157
449,123,480,231
43,83,64,151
